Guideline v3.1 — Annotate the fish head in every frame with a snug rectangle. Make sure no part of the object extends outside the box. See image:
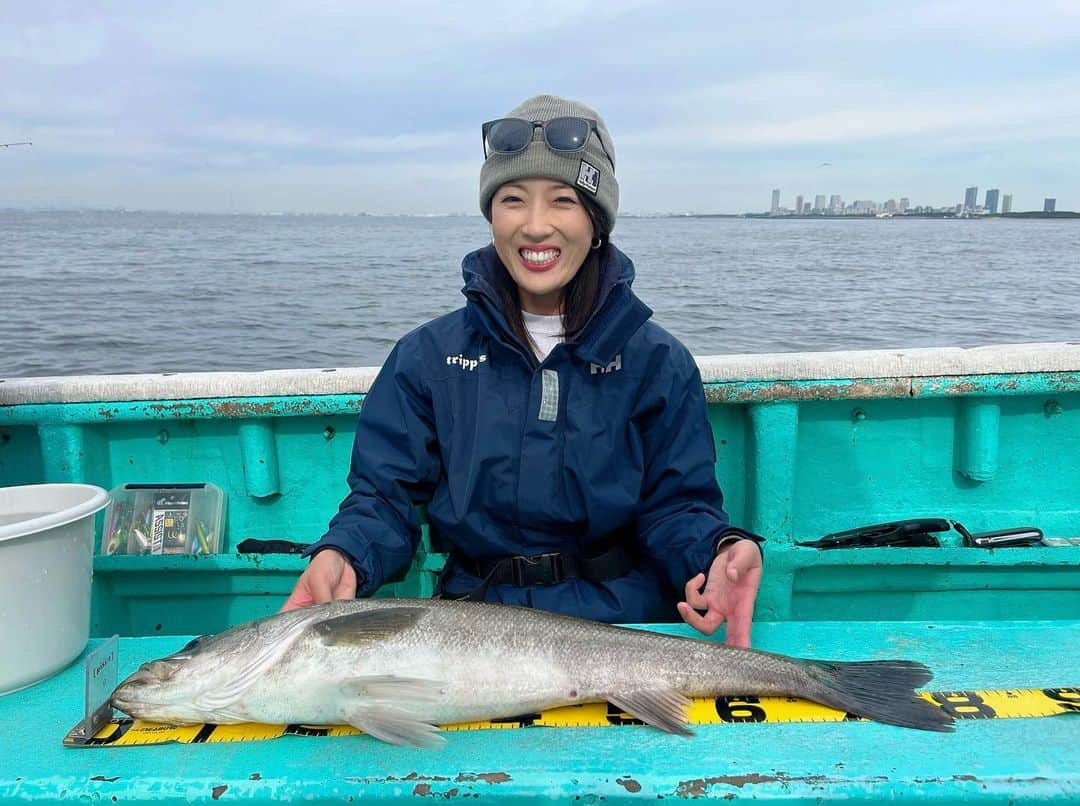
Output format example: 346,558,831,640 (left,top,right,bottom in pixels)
110,632,244,722
109,606,327,723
